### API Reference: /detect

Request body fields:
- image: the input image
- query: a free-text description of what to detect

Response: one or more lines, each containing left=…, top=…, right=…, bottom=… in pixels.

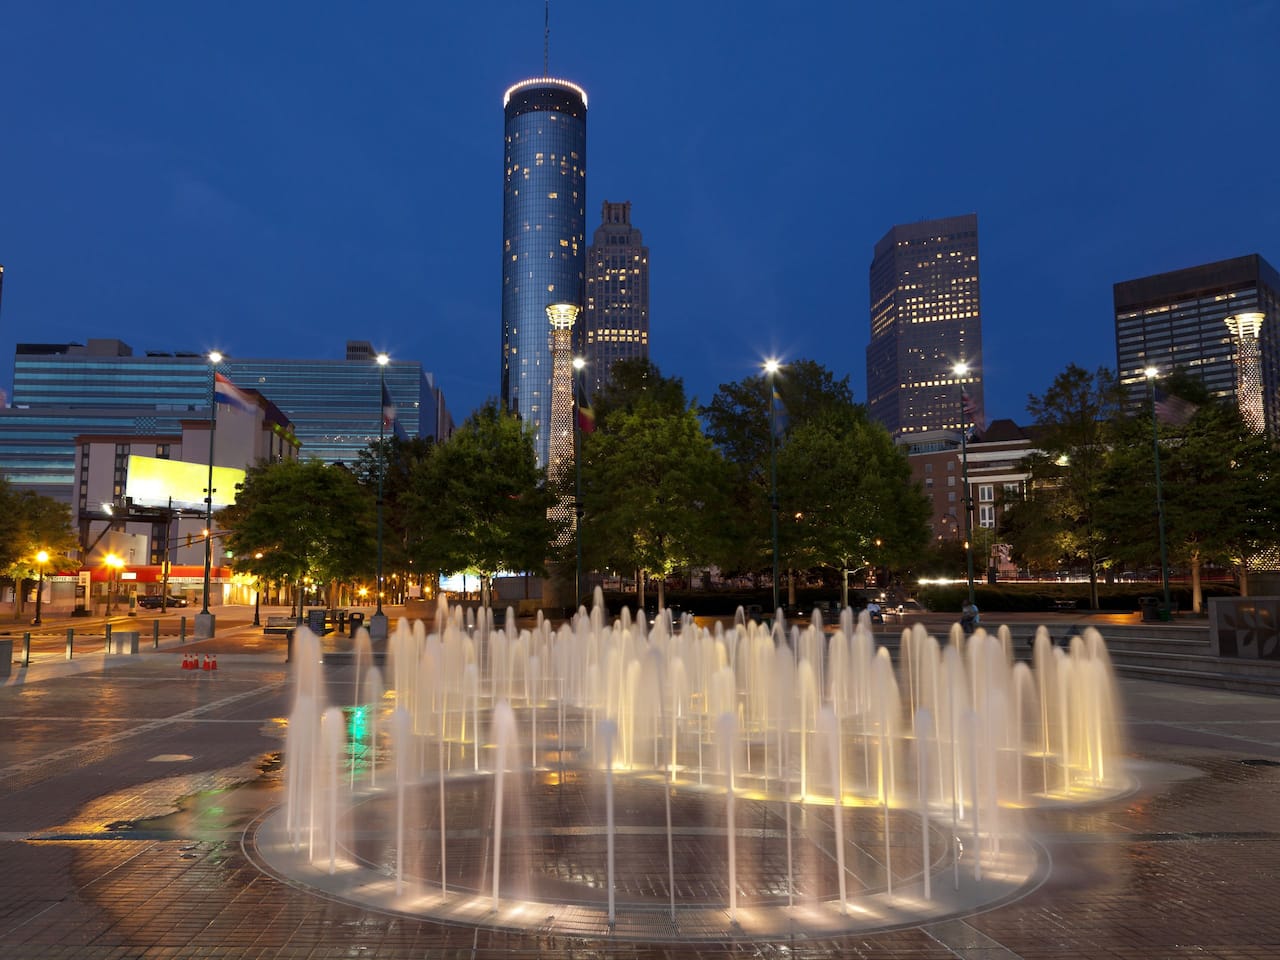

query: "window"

left=979, top=484, right=993, bottom=502
left=979, top=505, right=995, bottom=528
left=947, top=476, right=955, bottom=487
left=925, top=478, right=934, bottom=489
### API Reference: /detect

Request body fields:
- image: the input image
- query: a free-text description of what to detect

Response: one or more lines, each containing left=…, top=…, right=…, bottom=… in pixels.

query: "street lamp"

left=198, top=350, right=222, bottom=638
left=253, top=551, right=264, bottom=627
left=572, top=355, right=586, bottom=608
left=370, top=353, right=391, bottom=641
left=105, top=553, right=124, bottom=615
left=33, top=550, right=48, bottom=625
left=1144, top=367, right=1172, bottom=610
left=764, top=358, right=781, bottom=614
left=953, top=361, right=976, bottom=606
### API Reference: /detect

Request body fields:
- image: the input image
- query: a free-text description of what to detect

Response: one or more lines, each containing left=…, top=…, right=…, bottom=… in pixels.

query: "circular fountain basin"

left=249, top=768, right=1047, bottom=942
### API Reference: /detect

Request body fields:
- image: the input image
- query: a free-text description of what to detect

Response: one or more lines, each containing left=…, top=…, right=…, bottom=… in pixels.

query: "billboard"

left=125, top=455, right=246, bottom=511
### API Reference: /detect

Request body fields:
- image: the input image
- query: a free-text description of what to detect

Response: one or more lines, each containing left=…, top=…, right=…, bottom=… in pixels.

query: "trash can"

left=1139, top=597, right=1160, bottom=622
left=0, top=639, right=11, bottom=679
left=334, top=610, right=347, bottom=633
left=307, top=609, right=328, bottom=636
left=348, top=612, right=365, bottom=637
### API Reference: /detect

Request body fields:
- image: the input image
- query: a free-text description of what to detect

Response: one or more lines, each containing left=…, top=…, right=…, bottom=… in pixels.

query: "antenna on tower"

left=544, top=0, right=549, bottom=76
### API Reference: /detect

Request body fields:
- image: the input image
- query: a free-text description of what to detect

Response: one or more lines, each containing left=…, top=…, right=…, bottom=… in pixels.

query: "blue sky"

left=1, top=1, right=1277, bottom=426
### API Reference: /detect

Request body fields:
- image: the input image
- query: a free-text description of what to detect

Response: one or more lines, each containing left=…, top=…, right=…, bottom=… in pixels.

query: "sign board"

left=125, top=455, right=246, bottom=511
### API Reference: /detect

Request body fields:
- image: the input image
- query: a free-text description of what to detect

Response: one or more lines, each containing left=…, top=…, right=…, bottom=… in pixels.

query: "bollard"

left=22, top=632, right=31, bottom=668
left=180, top=616, right=187, bottom=643
left=153, top=619, right=160, bottom=649
left=104, top=622, right=113, bottom=653
left=66, top=628, right=74, bottom=660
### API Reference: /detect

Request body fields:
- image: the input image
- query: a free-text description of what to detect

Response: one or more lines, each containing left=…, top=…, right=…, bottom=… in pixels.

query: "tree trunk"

left=1191, top=556, right=1202, bottom=614
left=656, top=577, right=665, bottom=611
left=1088, top=563, right=1100, bottom=610
left=1239, top=563, right=1250, bottom=598
left=636, top=570, right=645, bottom=611
left=787, top=569, right=797, bottom=608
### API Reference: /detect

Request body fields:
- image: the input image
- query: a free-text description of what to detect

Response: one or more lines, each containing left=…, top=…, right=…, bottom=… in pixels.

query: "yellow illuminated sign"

left=125, top=455, right=246, bottom=511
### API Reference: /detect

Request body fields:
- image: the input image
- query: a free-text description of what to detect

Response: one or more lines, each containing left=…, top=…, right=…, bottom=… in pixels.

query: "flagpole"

left=572, top=356, right=586, bottom=609
left=197, top=350, right=222, bottom=638
left=371, top=353, right=390, bottom=641
left=953, top=362, right=976, bottom=607
left=1145, top=367, right=1172, bottom=609
left=764, top=359, right=781, bottom=615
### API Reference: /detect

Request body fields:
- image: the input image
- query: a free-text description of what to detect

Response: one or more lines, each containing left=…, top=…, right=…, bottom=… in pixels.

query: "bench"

left=1052, top=599, right=1080, bottom=610
left=264, top=615, right=297, bottom=635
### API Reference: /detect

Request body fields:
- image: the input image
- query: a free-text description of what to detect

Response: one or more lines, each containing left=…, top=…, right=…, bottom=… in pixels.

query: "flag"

left=381, top=380, right=397, bottom=429
left=771, top=385, right=789, bottom=439
left=576, top=403, right=596, bottom=434
left=1153, top=387, right=1198, bottom=427
left=213, top=373, right=256, bottom=413
left=961, top=390, right=978, bottom=420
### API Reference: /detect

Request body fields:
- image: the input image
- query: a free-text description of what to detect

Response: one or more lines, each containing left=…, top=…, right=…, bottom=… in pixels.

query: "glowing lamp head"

left=36, top=550, right=49, bottom=564
left=953, top=361, right=969, bottom=377
left=376, top=353, right=390, bottom=366
left=1144, top=366, right=1159, bottom=379
left=763, top=358, right=780, bottom=375
left=546, top=303, right=580, bottom=330
left=208, top=351, right=223, bottom=364
left=572, top=356, right=586, bottom=371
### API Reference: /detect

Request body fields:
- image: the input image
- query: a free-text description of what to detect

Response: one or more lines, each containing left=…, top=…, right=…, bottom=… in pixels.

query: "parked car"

left=137, top=594, right=189, bottom=609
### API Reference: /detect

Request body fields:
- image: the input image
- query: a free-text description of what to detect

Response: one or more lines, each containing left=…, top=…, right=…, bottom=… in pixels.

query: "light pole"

left=197, top=350, right=222, bottom=639
left=32, top=550, right=48, bottom=625
left=573, top=355, right=586, bottom=608
left=370, top=353, right=391, bottom=641
left=953, top=362, right=976, bottom=607
left=252, top=551, right=264, bottom=627
left=105, top=552, right=123, bottom=616
left=1144, top=367, right=1172, bottom=610
left=764, top=359, right=781, bottom=614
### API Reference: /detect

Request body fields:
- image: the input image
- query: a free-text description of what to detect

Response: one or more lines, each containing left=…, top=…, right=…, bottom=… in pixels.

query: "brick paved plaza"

left=0, top=608, right=1277, bottom=958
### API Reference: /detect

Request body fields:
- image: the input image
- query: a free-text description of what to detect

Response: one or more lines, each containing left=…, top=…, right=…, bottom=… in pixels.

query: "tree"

left=0, top=482, right=81, bottom=619
left=219, top=459, right=376, bottom=613
left=702, top=359, right=858, bottom=582
left=406, top=401, right=559, bottom=606
left=590, top=358, right=688, bottom=423
left=775, top=407, right=930, bottom=604
left=352, top=436, right=436, bottom=594
left=1005, top=364, right=1123, bottom=608
left=579, top=397, right=731, bottom=610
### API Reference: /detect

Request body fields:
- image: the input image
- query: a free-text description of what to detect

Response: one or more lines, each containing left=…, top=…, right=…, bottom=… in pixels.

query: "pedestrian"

left=961, top=600, right=980, bottom=633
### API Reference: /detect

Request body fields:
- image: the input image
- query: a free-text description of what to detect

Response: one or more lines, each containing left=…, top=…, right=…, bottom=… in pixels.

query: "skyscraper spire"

left=544, top=0, right=549, bottom=76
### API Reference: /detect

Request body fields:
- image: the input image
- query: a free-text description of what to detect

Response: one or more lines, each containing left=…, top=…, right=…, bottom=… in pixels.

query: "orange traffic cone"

left=201, top=655, right=209, bottom=671
left=210, top=654, right=218, bottom=672
left=182, top=654, right=193, bottom=671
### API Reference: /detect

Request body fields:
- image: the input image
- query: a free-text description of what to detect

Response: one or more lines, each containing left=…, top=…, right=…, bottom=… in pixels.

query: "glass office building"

left=583, top=200, right=649, bottom=399
left=866, top=214, right=984, bottom=437
left=501, top=77, right=588, bottom=469
left=1114, top=254, right=1280, bottom=433
left=3, top=339, right=450, bottom=499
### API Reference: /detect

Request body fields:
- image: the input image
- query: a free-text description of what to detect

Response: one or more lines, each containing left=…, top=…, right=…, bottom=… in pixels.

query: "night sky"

left=1, top=1, right=1277, bottom=428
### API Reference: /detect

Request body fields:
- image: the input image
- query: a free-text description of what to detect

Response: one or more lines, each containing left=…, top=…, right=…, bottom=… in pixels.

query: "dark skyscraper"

left=1114, top=254, right=1280, bottom=433
left=500, top=77, right=588, bottom=469
left=866, top=214, right=984, bottom=437
left=583, top=200, right=649, bottom=397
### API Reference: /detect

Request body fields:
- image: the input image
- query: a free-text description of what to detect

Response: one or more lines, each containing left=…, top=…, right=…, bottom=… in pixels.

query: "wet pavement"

left=0, top=608, right=1277, bottom=958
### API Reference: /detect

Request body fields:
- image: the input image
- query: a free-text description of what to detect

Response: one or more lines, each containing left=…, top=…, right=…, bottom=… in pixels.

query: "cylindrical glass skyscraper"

left=501, top=77, right=588, bottom=469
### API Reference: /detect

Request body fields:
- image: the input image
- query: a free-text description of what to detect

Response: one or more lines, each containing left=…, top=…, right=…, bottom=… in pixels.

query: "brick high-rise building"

left=582, top=201, right=649, bottom=398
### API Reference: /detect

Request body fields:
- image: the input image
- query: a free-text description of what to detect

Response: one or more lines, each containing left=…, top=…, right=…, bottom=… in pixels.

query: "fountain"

left=253, top=592, right=1130, bottom=942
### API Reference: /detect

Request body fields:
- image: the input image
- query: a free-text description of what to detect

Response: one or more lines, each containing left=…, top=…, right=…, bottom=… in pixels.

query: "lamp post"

left=1144, top=367, right=1172, bottom=609
left=252, top=551, right=264, bottom=627
left=953, top=362, right=976, bottom=607
left=572, top=355, right=586, bottom=608
left=33, top=550, right=48, bottom=625
left=764, top=359, right=781, bottom=614
left=370, top=353, right=391, bottom=641
left=197, top=350, right=222, bottom=639
left=105, top=553, right=123, bottom=616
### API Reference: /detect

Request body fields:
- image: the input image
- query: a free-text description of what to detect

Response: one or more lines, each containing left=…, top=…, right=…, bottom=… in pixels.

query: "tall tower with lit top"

left=500, top=75, right=588, bottom=469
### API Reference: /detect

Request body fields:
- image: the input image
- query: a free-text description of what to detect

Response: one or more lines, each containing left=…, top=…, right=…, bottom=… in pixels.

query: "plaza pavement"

left=0, top=605, right=1276, bottom=958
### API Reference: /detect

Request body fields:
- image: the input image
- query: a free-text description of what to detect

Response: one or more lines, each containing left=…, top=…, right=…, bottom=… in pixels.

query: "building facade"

left=1114, top=254, right=1280, bottom=433
left=867, top=214, right=984, bottom=437
left=7, top=339, right=448, bottom=477
left=500, top=77, right=588, bottom=469
left=582, top=200, right=649, bottom=398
